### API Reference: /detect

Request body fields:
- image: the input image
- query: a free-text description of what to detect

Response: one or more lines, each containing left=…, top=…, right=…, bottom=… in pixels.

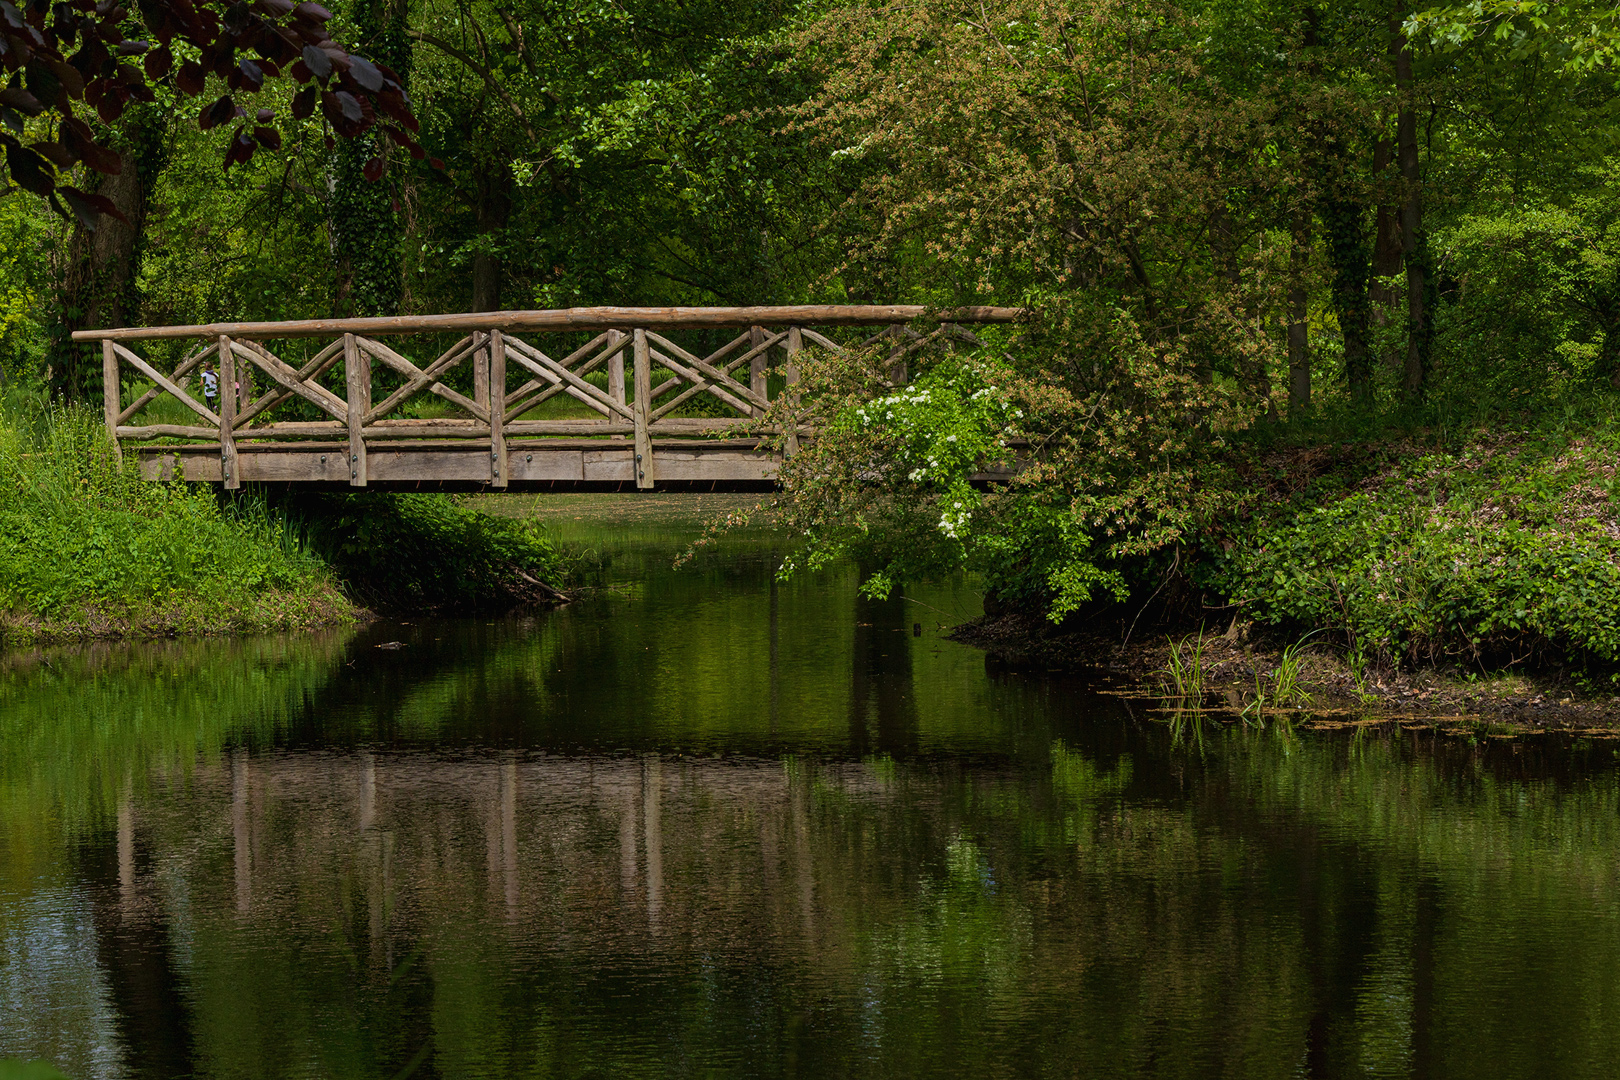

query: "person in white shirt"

left=201, top=361, right=219, bottom=406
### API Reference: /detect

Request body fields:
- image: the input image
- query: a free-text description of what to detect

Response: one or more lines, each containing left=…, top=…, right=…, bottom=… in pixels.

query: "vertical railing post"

left=607, top=329, right=627, bottom=440
left=886, top=323, right=908, bottom=385
left=784, top=326, right=802, bottom=458
left=474, top=336, right=491, bottom=412
left=749, top=325, right=768, bottom=419
left=632, top=328, right=655, bottom=489
left=238, top=359, right=254, bottom=422
left=218, top=334, right=239, bottom=489
left=489, top=329, right=507, bottom=488
left=344, top=333, right=368, bottom=487
left=101, top=339, right=121, bottom=460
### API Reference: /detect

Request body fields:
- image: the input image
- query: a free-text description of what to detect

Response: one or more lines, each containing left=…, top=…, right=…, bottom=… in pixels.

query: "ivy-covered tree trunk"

left=330, top=0, right=413, bottom=319
left=1287, top=208, right=1311, bottom=416
left=1368, top=137, right=1404, bottom=382
left=1322, top=196, right=1373, bottom=405
left=1391, top=14, right=1429, bottom=401
left=47, top=112, right=167, bottom=401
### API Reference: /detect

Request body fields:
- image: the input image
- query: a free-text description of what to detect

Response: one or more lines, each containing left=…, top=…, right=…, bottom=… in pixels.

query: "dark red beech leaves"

left=0, top=0, right=426, bottom=229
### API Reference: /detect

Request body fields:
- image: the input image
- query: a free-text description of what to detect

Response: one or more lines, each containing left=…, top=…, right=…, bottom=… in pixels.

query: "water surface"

left=3, top=497, right=1619, bottom=1079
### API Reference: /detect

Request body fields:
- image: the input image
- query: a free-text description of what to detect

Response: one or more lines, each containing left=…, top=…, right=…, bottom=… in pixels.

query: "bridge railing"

left=74, top=305, right=1020, bottom=489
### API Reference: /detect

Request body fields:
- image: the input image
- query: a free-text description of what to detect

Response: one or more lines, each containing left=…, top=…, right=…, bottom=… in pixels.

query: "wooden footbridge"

left=76, top=306, right=1019, bottom=491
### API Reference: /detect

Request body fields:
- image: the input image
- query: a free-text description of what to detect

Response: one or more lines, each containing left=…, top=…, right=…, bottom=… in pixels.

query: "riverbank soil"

left=954, top=613, right=1620, bottom=731
left=0, top=593, right=359, bottom=647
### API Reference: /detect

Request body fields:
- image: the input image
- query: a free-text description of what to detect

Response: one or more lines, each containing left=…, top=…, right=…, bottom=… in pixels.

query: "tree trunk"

left=48, top=112, right=166, bottom=401
left=470, top=164, right=512, bottom=313
left=1391, top=17, right=1427, bottom=400
left=1323, top=196, right=1373, bottom=406
left=1288, top=207, right=1311, bottom=416
left=1369, top=137, right=1404, bottom=382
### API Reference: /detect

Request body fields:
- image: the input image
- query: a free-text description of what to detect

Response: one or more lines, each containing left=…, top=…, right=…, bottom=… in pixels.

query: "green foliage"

left=0, top=406, right=348, bottom=641
left=774, top=313, right=1249, bottom=618
left=291, top=492, right=563, bottom=611
left=1409, top=0, right=1620, bottom=72
left=1204, top=424, right=1620, bottom=670
left=0, top=199, right=51, bottom=384
left=773, top=347, right=1022, bottom=592
left=1430, top=173, right=1620, bottom=401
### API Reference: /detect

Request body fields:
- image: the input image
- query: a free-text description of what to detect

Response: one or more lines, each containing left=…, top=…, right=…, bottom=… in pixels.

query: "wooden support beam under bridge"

left=76, top=305, right=1022, bottom=492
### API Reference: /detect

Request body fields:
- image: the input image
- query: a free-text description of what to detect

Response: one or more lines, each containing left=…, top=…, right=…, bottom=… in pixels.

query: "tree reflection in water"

left=1, top=526, right=1619, bottom=1079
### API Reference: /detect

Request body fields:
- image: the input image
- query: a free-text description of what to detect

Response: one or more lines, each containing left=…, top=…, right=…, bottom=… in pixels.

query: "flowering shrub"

left=767, top=310, right=1255, bottom=617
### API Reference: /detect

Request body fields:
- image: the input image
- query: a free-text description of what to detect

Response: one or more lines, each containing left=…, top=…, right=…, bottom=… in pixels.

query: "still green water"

left=3, top=496, right=1620, bottom=1079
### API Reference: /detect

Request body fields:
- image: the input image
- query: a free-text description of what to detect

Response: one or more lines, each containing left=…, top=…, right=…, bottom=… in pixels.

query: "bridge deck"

left=78, top=305, right=1020, bottom=491
left=138, top=437, right=780, bottom=491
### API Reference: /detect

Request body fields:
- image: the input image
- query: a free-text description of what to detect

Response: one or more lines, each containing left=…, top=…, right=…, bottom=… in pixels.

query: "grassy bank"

left=0, top=407, right=568, bottom=646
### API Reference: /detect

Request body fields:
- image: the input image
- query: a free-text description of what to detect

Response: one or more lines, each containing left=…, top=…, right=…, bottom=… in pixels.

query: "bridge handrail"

left=71, top=304, right=1023, bottom=343
left=93, top=305, right=1020, bottom=491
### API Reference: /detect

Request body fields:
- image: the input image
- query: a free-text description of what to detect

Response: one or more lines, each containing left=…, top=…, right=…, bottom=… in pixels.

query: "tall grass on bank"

left=0, top=406, right=351, bottom=642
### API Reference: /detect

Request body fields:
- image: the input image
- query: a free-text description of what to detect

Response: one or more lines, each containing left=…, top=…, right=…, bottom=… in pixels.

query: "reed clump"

left=1160, top=628, right=1209, bottom=706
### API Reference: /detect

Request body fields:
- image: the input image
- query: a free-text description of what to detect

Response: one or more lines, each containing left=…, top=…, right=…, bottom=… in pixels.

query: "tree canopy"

left=3, top=0, right=1619, bottom=618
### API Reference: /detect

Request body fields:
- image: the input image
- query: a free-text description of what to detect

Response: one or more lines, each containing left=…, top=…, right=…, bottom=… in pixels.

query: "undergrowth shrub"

left=1203, top=433, right=1620, bottom=675
left=285, top=491, right=564, bottom=611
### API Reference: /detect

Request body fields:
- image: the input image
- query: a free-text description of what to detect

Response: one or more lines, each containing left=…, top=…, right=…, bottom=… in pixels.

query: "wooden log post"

left=344, top=333, right=368, bottom=487
left=632, top=328, right=655, bottom=489
left=785, top=326, right=802, bottom=457
left=101, top=340, right=121, bottom=460
left=607, top=329, right=627, bottom=440
left=886, top=323, right=908, bottom=385
left=749, top=325, right=768, bottom=419
left=489, top=330, right=508, bottom=488
left=218, top=334, right=239, bottom=489
left=236, top=361, right=254, bottom=422
left=474, top=336, right=491, bottom=412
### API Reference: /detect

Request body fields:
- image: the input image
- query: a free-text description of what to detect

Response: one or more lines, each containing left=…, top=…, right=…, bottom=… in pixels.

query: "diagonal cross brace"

left=650, top=331, right=781, bottom=420
left=362, top=334, right=483, bottom=424
left=118, top=341, right=217, bottom=424
left=229, top=340, right=349, bottom=424
left=504, top=332, right=623, bottom=420
left=357, top=336, right=490, bottom=423
left=645, top=332, right=768, bottom=417
left=502, top=336, right=635, bottom=421
left=111, top=342, right=222, bottom=427
left=232, top=339, right=347, bottom=427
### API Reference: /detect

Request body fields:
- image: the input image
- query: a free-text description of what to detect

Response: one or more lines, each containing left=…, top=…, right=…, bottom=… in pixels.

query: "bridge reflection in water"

left=74, top=305, right=1020, bottom=491
left=11, top=525, right=1619, bottom=1077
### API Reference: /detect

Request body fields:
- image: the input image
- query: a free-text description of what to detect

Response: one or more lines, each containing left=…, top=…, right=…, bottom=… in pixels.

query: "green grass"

left=0, top=403, right=353, bottom=643
left=0, top=397, right=575, bottom=642
left=1159, top=627, right=1209, bottom=706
